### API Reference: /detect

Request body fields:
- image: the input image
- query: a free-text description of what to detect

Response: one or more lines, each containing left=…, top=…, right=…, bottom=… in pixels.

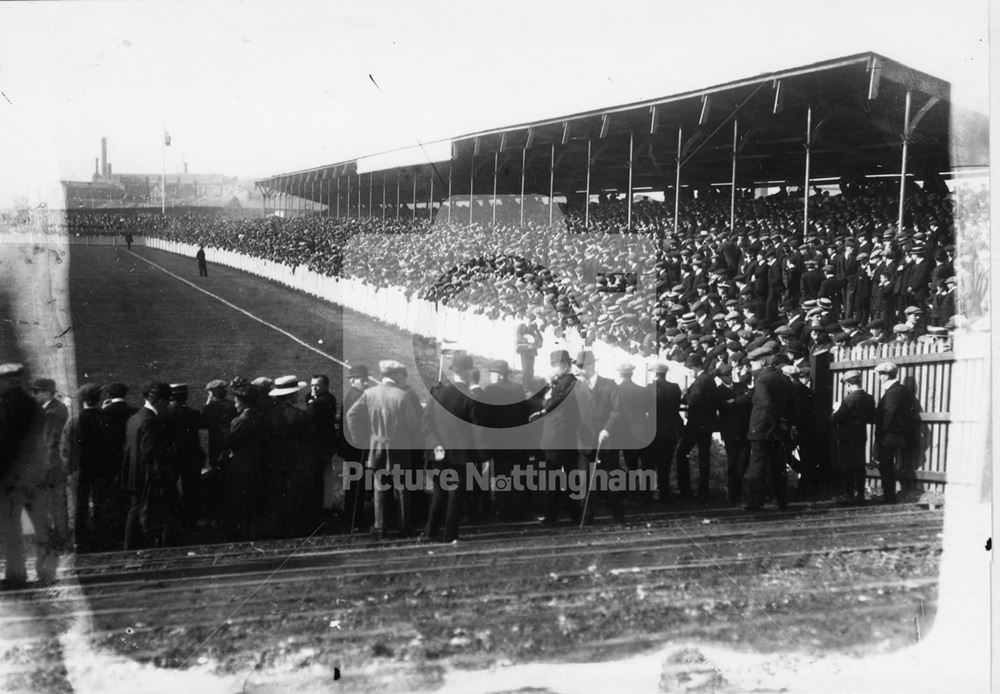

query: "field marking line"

left=125, top=249, right=349, bottom=369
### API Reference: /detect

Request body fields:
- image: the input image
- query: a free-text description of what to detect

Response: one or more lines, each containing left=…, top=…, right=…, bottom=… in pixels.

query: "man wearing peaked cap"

left=64, top=383, right=117, bottom=551
left=203, top=375, right=238, bottom=480
left=872, top=360, right=916, bottom=504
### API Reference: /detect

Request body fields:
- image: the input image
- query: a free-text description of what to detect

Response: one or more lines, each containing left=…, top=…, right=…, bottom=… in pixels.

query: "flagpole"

left=161, top=132, right=166, bottom=215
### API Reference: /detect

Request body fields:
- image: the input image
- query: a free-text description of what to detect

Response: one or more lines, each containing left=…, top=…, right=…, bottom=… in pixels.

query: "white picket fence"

left=58, top=234, right=692, bottom=387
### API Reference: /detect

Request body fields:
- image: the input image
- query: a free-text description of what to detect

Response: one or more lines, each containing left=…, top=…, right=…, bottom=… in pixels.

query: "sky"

left=0, top=0, right=990, bottom=208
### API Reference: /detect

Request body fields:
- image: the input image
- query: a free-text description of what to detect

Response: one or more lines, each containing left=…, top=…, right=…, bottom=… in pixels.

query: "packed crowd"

left=1, top=333, right=923, bottom=586
left=61, top=179, right=986, bottom=359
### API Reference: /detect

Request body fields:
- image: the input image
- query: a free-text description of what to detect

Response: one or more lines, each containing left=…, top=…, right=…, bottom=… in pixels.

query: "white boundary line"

left=125, top=248, right=350, bottom=369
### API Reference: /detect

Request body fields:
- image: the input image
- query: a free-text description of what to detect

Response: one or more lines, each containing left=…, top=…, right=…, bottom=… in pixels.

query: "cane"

left=349, top=472, right=361, bottom=535
left=579, top=438, right=602, bottom=530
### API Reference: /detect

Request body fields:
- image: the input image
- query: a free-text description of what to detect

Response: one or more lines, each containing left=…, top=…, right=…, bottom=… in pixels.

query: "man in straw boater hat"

left=831, top=370, right=876, bottom=505
left=346, top=359, right=423, bottom=540
left=267, top=375, right=314, bottom=538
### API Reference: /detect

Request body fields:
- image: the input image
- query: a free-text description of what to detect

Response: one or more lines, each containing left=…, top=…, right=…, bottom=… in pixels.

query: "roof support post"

left=897, top=89, right=912, bottom=236
left=803, top=105, right=812, bottom=237
left=412, top=172, right=417, bottom=220
left=336, top=176, right=341, bottom=219
left=548, top=143, right=555, bottom=226
left=395, top=172, right=401, bottom=220
left=492, top=151, right=498, bottom=228
left=346, top=174, right=351, bottom=219
left=447, top=162, right=453, bottom=223
left=520, top=146, right=526, bottom=228
left=585, top=138, right=592, bottom=229
left=357, top=173, right=362, bottom=219
left=469, top=153, right=475, bottom=225
left=312, top=178, right=317, bottom=216
left=626, top=130, right=634, bottom=231
left=730, top=118, right=738, bottom=232
left=673, top=126, right=682, bottom=236
left=429, top=169, right=434, bottom=221
left=368, top=173, right=373, bottom=220
left=382, top=174, right=387, bottom=219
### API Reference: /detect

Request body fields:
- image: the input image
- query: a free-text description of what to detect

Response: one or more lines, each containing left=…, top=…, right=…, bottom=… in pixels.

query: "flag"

left=164, top=131, right=171, bottom=146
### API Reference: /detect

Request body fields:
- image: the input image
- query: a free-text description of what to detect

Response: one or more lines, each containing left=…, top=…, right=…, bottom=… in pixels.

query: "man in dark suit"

left=615, top=363, right=654, bottom=506
left=571, top=350, right=624, bottom=522
left=62, top=383, right=117, bottom=552
left=831, top=370, right=876, bottom=504
left=122, top=381, right=175, bottom=549
left=421, top=353, right=479, bottom=542
left=101, top=381, right=135, bottom=547
left=743, top=348, right=794, bottom=511
left=818, top=265, right=844, bottom=319
left=267, top=376, right=314, bottom=538
left=675, top=354, right=718, bottom=501
left=529, top=350, right=581, bottom=526
left=643, top=363, right=684, bottom=502
left=346, top=360, right=424, bottom=539
left=220, top=380, right=269, bottom=540
left=714, top=363, right=752, bottom=503
left=30, top=377, right=70, bottom=551
left=165, top=383, right=206, bottom=536
left=799, top=259, right=824, bottom=302
left=873, top=361, right=917, bottom=504
left=306, top=374, right=339, bottom=526
left=196, top=245, right=208, bottom=276
left=475, top=360, right=532, bottom=520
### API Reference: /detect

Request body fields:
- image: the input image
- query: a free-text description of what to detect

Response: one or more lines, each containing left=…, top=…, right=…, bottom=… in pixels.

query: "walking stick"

left=579, top=438, right=602, bottom=530
left=349, top=473, right=361, bottom=535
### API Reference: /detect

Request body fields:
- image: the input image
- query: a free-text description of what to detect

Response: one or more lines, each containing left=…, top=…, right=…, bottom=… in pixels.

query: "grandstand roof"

left=258, top=52, right=982, bottom=204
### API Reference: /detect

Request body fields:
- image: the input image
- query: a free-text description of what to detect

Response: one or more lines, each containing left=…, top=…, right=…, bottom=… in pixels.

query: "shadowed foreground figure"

left=0, top=363, right=59, bottom=587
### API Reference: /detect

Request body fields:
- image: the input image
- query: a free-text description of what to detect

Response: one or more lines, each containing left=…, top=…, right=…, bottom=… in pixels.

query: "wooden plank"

left=865, top=468, right=947, bottom=483
left=830, top=351, right=955, bottom=369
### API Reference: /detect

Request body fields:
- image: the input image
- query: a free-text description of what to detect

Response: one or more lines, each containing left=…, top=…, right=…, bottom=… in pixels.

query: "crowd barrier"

left=57, top=234, right=694, bottom=387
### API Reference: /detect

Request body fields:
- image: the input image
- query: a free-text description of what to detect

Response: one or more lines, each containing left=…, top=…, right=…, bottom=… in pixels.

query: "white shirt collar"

left=144, top=402, right=159, bottom=416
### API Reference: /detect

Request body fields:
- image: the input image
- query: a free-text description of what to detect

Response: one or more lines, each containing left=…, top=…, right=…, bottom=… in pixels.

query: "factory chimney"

left=100, top=137, right=108, bottom=178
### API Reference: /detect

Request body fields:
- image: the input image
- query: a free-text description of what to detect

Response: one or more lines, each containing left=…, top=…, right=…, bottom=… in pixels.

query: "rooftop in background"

left=257, top=52, right=988, bottom=203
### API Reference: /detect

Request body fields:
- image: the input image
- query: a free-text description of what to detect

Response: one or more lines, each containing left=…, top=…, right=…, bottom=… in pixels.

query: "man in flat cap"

left=476, top=359, right=532, bottom=520
left=203, top=379, right=237, bottom=469
left=166, top=383, right=206, bottom=537
left=122, top=381, right=176, bottom=549
left=346, top=360, right=423, bottom=539
left=831, top=370, right=876, bottom=504
left=63, top=383, right=117, bottom=551
left=873, top=361, right=918, bottom=504
left=421, top=353, right=480, bottom=541
left=0, top=364, right=54, bottom=586
left=743, top=347, right=794, bottom=511
left=529, top=350, right=582, bottom=526
left=306, top=374, right=339, bottom=529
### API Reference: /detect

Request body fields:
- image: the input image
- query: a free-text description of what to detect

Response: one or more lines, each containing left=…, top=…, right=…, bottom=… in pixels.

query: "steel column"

left=520, top=147, right=526, bottom=227
left=898, top=89, right=912, bottom=235
left=548, top=143, right=555, bottom=226
left=730, top=118, right=738, bottom=232
left=382, top=174, right=387, bottom=218
left=626, top=131, right=634, bottom=231
left=447, top=163, right=453, bottom=223
left=804, top=105, right=812, bottom=236
left=428, top=171, right=434, bottom=221
left=357, top=173, right=362, bottom=219
left=412, top=173, right=417, bottom=220
left=584, top=138, right=592, bottom=229
left=673, top=126, right=682, bottom=236
left=396, top=172, right=401, bottom=220
left=492, top=151, right=498, bottom=228
left=346, top=175, right=351, bottom=219
left=469, top=154, right=475, bottom=225
left=336, top=176, right=341, bottom=219
left=368, top=173, right=373, bottom=220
